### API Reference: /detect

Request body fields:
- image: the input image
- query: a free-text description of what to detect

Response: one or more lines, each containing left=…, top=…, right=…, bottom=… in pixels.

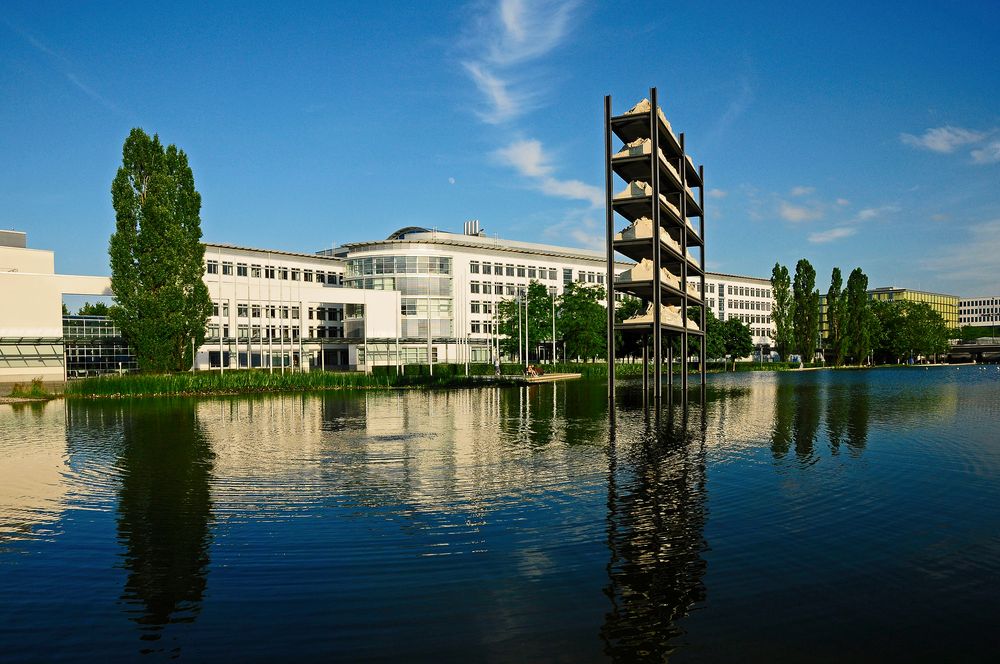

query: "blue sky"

left=2, top=1, right=998, bottom=297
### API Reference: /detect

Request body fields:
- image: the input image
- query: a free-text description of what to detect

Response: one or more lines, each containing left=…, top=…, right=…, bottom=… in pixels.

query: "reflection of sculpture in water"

left=601, top=409, right=708, bottom=661
left=116, top=401, right=214, bottom=653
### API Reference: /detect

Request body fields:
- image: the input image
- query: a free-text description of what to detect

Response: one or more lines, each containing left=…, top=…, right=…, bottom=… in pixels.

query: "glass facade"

left=345, top=255, right=454, bottom=339
left=62, top=316, right=138, bottom=377
left=869, top=288, right=959, bottom=328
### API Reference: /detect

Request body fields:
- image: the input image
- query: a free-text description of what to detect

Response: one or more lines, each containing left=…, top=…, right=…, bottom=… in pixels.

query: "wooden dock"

left=521, top=373, right=582, bottom=384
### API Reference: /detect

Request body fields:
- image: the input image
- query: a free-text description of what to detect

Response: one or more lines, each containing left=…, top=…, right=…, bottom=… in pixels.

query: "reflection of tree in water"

left=116, top=400, right=213, bottom=653
left=601, top=406, right=708, bottom=661
left=793, top=382, right=821, bottom=462
left=771, top=378, right=795, bottom=458
left=844, top=382, right=870, bottom=455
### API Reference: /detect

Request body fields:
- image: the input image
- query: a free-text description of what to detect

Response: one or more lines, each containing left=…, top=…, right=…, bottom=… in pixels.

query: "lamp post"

left=550, top=287, right=557, bottom=366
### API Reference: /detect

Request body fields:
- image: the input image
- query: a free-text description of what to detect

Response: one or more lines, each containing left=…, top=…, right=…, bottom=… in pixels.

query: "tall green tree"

left=770, top=263, right=794, bottom=360
left=792, top=259, right=819, bottom=363
left=842, top=268, right=872, bottom=364
left=78, top=301, right=112, bottom=316
left=723, top=317, right=754, bottom=367
left=826, top=267, right=845, bottom=365
left=110, top=128, right=212, bottom=372
left=614, top=295, right=646, bottom=360
left=871, top=300, right=950, bottom=363
left=496, top=281, right=558, bottom=361
left=557, top=282, right=606, bottom=361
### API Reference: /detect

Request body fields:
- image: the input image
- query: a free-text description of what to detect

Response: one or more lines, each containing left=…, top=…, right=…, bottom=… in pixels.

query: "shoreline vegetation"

left=1, top=360, right=971, bottom=400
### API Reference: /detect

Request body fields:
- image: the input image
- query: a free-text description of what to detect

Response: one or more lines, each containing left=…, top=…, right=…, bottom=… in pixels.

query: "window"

left=317, top=308, right=327, bottom=321
left=482, top=283, right=492, bottom=295
left=251, top=264, right=262, bottom=278
left=207, top=261, right=218, bottom=274
left=237, top=263, right=248, bottom=277
left=291, top=307, right=300, bottom=320
left=401, top=300, right=416, bottom=316
left=304, top=270, right=313, bottom=282
left=482, top=263, right=492, bottom=275
left=223, top=302, right=230, bottom=317
left=517, top=265, right=526, bottom=277
left=316, top=271, right=326, bottom=283
left=251, top=305, right=261, bottom=318
left=506, top=265, right=515, bottom=276
left=265, top=266, right=275, bottom=279
left=549, top=269, right=557, bottom=280
left=291, top=269, right=300, bottom=281
left=597, top=274, right=604, bottom=284
left=587, top=273, right=595, bottom=283
left=237, top=303, right=249, bottom=318
left=470, top=262, right=480, bottom=274
left=471, top=301, right=481, bottom=314
left=528, top=267, right=536, bottom=279
left=506, top=284, right=515, bottom=296
left=220, top=262, right=232, bottom=276
left=251, top=325, right=261, bottom=339
left=238, top=324, right=249, bottom=340
left=564, top=268, right=573, bottom=285
left=280, top=306, right=289, bottom=319
left=483, top=302, right=493, bottom=315
left=279, top=268, right=289, bottom=280
left=471, top=322, right=481, bottom=334
left=470, top=281, right=480, bottom=294
left=728, top=285, right=734, bottom=295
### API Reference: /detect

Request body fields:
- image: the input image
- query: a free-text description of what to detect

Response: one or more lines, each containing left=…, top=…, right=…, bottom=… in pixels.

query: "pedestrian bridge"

left=946, top=338, right=1000, bottom=363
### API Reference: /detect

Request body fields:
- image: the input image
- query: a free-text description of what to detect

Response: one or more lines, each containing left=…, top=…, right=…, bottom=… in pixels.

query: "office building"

left=959, top=296, right=999, bottom=329
left=868, top=287, right=959, bottom=328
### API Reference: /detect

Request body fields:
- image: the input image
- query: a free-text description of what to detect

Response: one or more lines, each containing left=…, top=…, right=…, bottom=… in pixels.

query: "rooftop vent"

left=463, top=219, right=483, bottom=236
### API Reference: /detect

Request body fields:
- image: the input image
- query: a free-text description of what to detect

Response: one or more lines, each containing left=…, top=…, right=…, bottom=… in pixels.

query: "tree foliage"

left=842, top=268, right=873, bottom=364
left=770, top=262, right=794, bottom=360
left=826, top=267, right=845, bottom=365
left=792, top=259, right=819, bottom=362
left=614, top=296, right=646, bottom=360
left=78, top=301, right=112, bottom=316
left=871, top=300, right=951, bottom=363
left=109, top=128, right=212, bottom=372
left=723, top=317, right=754, bottom=360
left=557, top=283, right=606, bottom=361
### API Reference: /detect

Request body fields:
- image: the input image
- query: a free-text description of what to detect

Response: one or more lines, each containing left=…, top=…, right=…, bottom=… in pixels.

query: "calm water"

left=1, top=367, right=999, bottom=662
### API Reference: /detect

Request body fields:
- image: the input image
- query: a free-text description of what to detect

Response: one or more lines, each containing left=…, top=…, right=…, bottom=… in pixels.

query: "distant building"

left=696, top=273, right=775, bottom=349
left=868, top=287, right=959, bottom=328
left=959, top=296, right=1000, bottom=329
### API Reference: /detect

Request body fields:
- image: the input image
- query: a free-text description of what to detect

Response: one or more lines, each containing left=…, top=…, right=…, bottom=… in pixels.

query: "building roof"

left=342, top=227, right=620, bottom=265
left=204, top=242, right=343, bottom=263
left=870, top=286, right=959, bottom=299
left=704, top=270, right=770, bottom=284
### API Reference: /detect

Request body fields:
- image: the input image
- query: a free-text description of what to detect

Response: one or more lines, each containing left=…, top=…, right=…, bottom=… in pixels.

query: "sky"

left=2, top=0, right=999, bottom=297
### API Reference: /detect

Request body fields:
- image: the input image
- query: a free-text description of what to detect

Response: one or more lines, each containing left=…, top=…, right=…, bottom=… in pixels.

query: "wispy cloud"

left=542, top=209, right=605, bottom=251
left=5, top=20, right=128, bottom=117
left=836, top=198, right=850, bottom=206
left=789, top=186, right=814, bottom=197
left=971, top=140, right=1000, bottom=164
left=494, top=138, right=601, bottom=206
left=855, top=204, right=899, bottom=222
left=809, top=227, right=856, bottom=243
left=922, top=220, right=1000, bottom=291
left=900, top=125, right=987, bottom=153
left=778, top=200, right=822, bottom=222
left=461, top=0, right=578, bottom=123
left=707, top=188, right=727, bottom=199
left=707, top=74, right=753, bottom=143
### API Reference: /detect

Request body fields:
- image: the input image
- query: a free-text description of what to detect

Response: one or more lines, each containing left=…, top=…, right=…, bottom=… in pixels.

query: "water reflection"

left=602, top=400, right=709, bottom=661
left=113, top=401, right=213, bottom=653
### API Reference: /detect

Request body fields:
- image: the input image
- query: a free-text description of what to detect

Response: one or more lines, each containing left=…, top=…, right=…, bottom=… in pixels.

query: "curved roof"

left=386, top=226, right=432, bottom=240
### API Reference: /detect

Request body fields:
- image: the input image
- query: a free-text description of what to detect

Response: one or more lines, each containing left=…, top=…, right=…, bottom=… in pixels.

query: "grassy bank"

left=7, top=378, right=57, bottom=400
left=66, top=368, right=518, bottom=399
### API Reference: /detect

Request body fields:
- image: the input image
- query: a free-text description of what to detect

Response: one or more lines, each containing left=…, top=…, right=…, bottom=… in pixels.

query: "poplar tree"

left=792, top=259, right=819, bottom=363
left=109, top=128, right=212, bottom=372
left=826, top=267, right=844, bottom=365
left=843, top=268, right=872, bottom=364
left=770, top=263, right=794, bottom=360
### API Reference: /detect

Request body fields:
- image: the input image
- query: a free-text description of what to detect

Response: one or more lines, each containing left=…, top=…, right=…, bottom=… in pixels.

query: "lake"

left=1, top=367, right=998, bottom=661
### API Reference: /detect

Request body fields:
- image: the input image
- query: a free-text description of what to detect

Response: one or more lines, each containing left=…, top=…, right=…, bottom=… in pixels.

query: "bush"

left=9, top=378, right=53, bottom=399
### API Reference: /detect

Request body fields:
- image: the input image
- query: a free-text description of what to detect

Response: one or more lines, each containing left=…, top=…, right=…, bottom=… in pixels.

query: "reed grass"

left=9, top=378, right=55, bottom=399
left=64, top=369, right=517, bottom=398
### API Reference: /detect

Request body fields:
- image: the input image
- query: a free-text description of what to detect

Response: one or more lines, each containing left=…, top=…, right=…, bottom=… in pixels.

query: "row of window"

left=720, top=299, right=772, bottom=312
left=206, top=260, right=343, bottom=285
left=961, top=299, right=998, bottom=307
left=469, top=301, right=495, bottom=315
left=205, top=325, right=345, bottom=341
left=212, top=302, right=346, bottom=322
left=959, top=315, right=999, bottom=322
left=469, top=322, right=498, bottom=334
left=348, top=256, right=452, bottom=277
left=470, top=261, right=558, bottom=280
left=727, top=313, right=772, bottom=326
left=471, top=282, right=529, bottom=296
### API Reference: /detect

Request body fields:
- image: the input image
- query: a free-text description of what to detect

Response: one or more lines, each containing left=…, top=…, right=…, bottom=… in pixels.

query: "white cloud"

left=808, top=227, right=856, bottom=243
left=922, top=220, right=1000, bottom=290
left=900, top=125, right=987, bottom=153
left=494, top=138, right=601, bottom=206
left=494, top=139, right=552, bottom=176
left=461, top=0, right=578, bottom=123
left=779, top=201, right=822, bottom=222
left=448, top=177, right=456, bottom=185
left=789, top=186, right=814, bottom=197
left=542, top=210, right=604, bottom=251
left=856, top=204, right=899, bottom=221
left=836, top=198, right=850, bottom=206
left=707, top=188, right=727, bottom=199
left=971, top=140, right=1000, bottom=164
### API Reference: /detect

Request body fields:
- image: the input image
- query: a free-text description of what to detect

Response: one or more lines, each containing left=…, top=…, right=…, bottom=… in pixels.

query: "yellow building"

left=868, top=287, right=959, bottom=328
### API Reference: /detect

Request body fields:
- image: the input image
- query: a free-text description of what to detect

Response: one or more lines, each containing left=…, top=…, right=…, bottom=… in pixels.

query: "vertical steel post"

left=604, top=95, right=616, bottom=405
left=650, top=87, right=662, bottom=400
left=699, top=164, right=707, bottom=388
left=680, top=133, right=688, bottom=392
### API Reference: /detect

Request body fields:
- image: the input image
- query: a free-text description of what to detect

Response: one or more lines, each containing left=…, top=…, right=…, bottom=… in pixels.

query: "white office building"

left=327, top=221, right=632, bottom=364
left=959, top=296, right=1000, bottom=329
left=695, top=272, right=775, bottom=348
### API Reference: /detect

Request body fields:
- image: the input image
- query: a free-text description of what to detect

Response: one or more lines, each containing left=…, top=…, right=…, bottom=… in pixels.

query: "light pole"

left=550, top=287, right=557, bottom=366
left=516, top=296, right=522, bottom=366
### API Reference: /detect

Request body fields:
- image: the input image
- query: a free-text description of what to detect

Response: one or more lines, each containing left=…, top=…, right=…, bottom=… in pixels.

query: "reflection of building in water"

left=0, top=401, right=68, bottom=544
left=701, top=374, right=778, bottom=452
left=601, top=409, right=709, bottom=660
